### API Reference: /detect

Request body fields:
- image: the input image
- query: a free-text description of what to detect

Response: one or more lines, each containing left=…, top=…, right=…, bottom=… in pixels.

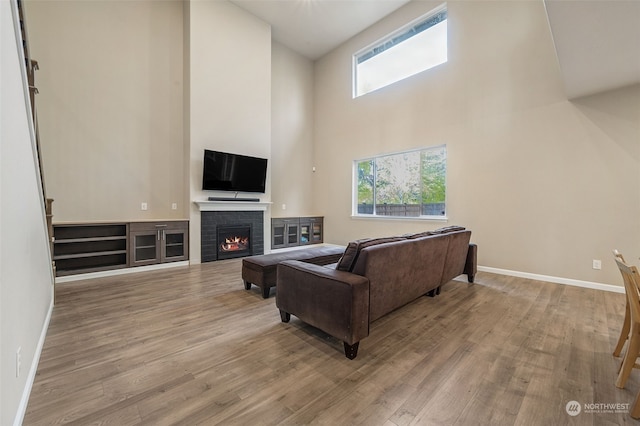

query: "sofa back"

left=335, top=236, right=405, bottom=272
left=347, top=229, right=472, bottom=322
left=440, top=230, right=472, bottom=284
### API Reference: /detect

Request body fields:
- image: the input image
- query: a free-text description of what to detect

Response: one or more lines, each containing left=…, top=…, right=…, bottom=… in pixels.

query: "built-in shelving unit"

left=53, top=223, right=129, bottom=276
left=53, top=220, right=189, bottom=277
left=272, top=217, right=323, bottom=249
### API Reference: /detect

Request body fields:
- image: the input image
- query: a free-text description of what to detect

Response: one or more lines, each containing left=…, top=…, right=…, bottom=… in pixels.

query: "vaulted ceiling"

left=544, top=0, right=640, bottom=99
left=229, top=0, right=640, bottom=100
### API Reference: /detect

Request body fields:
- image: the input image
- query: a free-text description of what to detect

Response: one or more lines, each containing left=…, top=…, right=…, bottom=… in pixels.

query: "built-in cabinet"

left=300, top=217, right=323, bottom=245
left=130, top=221, right=189, bottom=266
left=272, top=217, right=323, bottom=249
left=53, top=220, right=188, bottom=276
left=271, top=218, right=300, bottom=249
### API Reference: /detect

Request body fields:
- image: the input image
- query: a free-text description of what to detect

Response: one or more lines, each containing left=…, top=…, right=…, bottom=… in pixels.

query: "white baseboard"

left=478, top=266, right=624, bottom=294
left=55, top=261, right=190, bottom=284
left=14, top=297, right=53, bottom=426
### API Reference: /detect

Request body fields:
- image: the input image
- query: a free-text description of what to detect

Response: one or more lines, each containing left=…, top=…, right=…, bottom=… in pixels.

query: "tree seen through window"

left=355, top=146, right=446, bottom=217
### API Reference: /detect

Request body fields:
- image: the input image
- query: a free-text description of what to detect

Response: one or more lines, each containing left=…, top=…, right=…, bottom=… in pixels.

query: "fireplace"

left=199, top=208, right=264, bottom=262
left=217, top=224, right=252, bottom=260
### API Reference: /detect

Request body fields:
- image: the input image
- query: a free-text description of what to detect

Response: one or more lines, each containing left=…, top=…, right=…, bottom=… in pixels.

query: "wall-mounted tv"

left=202, top=149, right=268, bottom=193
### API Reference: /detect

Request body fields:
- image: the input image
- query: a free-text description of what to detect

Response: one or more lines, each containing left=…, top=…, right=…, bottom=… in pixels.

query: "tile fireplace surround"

left=195, top=201, right=270, bottom=262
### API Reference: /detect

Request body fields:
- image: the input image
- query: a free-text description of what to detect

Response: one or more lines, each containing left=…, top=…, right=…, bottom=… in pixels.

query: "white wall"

left=271, top=41, right=316, bottom=218
left=187, top=0, right=272, bottom=262
left=1, top=1, right=55, bottom=424
left=313, top=0, right=640, bottom=286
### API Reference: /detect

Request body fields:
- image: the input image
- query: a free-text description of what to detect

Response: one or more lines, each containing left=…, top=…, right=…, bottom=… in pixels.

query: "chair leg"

left=616, top=330, right=640, bottom=389
left=614, top=302, right=631, bottom=357
left=631, top=389, right=640, bottom=419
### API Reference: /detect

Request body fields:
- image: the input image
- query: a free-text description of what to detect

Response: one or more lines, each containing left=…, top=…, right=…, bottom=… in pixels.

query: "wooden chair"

left=613, top=257, right=640, bottom=419
left=614, top=250, right=631, bottom=357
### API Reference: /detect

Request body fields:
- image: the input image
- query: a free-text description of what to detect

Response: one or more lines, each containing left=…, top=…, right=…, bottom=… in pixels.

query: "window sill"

left=350, top=214, right=448, bottom=222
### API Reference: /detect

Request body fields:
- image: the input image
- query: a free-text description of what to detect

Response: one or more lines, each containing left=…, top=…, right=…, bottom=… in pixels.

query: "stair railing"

left=16, top=0, right=56, bottom=289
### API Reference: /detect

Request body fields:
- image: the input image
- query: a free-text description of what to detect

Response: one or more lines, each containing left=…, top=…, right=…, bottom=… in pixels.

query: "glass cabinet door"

left=300, top=224, right=310, bottom=244
left=312, top=222, right=322, bottom=243
left=133, top=232, right=159, bottom=264
left=273, top=223, right=285, bottom=248
left=287, top=224, right=299, bottom=245
left=129, top=221, right=189, bottom=267
left=164, top=231, right=185, bottom=260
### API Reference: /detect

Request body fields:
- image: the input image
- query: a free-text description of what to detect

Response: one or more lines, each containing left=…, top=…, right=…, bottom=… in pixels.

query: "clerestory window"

left=353, top=5, right=448, bottom=97
left=354, top=145, right=447, bottom=219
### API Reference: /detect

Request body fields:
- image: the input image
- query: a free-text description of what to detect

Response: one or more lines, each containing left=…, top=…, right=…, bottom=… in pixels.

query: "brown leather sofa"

left=276, top=227, right=477, bottom=359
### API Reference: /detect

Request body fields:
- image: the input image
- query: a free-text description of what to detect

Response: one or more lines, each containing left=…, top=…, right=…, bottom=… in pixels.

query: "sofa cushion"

left=404, top=225, right=466, bottom=239
left=336, top=236, right=405, bottom=272
left=430, top=225, right=466, bottom=234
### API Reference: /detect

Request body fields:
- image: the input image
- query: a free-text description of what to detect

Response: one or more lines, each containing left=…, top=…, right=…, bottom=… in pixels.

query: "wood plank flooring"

left=23, top=259, right=639, bottom=425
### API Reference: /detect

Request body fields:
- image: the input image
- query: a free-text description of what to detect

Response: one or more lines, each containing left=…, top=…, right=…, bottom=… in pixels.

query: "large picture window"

left=353, top=6, right=448, bottom=97
left=354, top=145, right=446, bottom=218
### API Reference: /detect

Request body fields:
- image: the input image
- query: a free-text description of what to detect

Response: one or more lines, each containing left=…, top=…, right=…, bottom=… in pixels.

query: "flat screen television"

left=202, top=149, right=268, bottom=193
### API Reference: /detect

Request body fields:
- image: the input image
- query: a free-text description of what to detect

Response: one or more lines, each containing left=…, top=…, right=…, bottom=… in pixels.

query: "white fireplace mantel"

left=194, top=200, right=272, bottom=212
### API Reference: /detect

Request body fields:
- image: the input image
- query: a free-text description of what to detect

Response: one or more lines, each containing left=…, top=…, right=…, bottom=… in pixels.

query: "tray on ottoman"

left=242, top=245, right=345, bottom=298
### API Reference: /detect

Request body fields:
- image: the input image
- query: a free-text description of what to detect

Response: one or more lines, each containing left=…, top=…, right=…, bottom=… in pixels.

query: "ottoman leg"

left=262, top=286, right=271, bottom=299
left=243, top=280, right=251, bottom=290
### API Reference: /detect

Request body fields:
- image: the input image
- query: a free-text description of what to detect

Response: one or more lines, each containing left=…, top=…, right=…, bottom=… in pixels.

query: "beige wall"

left=26, top=0, right=185, bottom=222
left=187, top=0, right=272, bottom=262
left=1, top=1, right=54, bottom=424
left=271, top=41, right=316, bottom=218
left=313, top=0, right=640, bottom=286
left=20, top=0, right=640, bottom=285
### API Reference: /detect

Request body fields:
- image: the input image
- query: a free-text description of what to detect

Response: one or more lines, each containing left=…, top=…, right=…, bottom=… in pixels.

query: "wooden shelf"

left=55, top=236, right=126, bottom=244
left=54, top=250, right=127, bottom=260
left=53, top=223, right=129, bottom=276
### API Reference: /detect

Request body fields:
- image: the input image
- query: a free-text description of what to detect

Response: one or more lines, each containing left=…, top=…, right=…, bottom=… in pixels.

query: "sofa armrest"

left=276, top=260, right=370, bottom=347
left=464, top=243, right=478, bottom=283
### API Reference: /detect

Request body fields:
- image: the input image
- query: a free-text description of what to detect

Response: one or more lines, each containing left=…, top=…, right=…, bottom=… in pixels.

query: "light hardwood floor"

left=24, top=259, right=638, bottom=425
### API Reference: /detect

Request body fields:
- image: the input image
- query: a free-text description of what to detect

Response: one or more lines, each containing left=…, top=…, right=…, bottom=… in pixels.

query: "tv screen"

left=202, top=149, right=267, bottom=193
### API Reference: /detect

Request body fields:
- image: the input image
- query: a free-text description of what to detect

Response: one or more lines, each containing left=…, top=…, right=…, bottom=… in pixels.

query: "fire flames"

left=220, top=235, right=249, bottom=252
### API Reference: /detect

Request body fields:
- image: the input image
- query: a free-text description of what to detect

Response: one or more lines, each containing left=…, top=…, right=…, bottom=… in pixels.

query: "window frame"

left=352, top=4, right=448, bottom=98
left=352, top=145, right=448, bottom=221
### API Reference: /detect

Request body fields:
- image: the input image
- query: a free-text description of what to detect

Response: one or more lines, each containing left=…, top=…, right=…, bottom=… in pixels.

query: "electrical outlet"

left=593, top=259, right=602, bottom=270
left=141, top=202, right=148, bottom=211
left=282, top=204, right=286, bottom=210
left=16, top=347, right=21, bottom=378
left=171, top=203, right=177, bottom=210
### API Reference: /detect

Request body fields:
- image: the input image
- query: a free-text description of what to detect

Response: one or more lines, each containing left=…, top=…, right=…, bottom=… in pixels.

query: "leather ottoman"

left=242, top=245, right=345, bottom=298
